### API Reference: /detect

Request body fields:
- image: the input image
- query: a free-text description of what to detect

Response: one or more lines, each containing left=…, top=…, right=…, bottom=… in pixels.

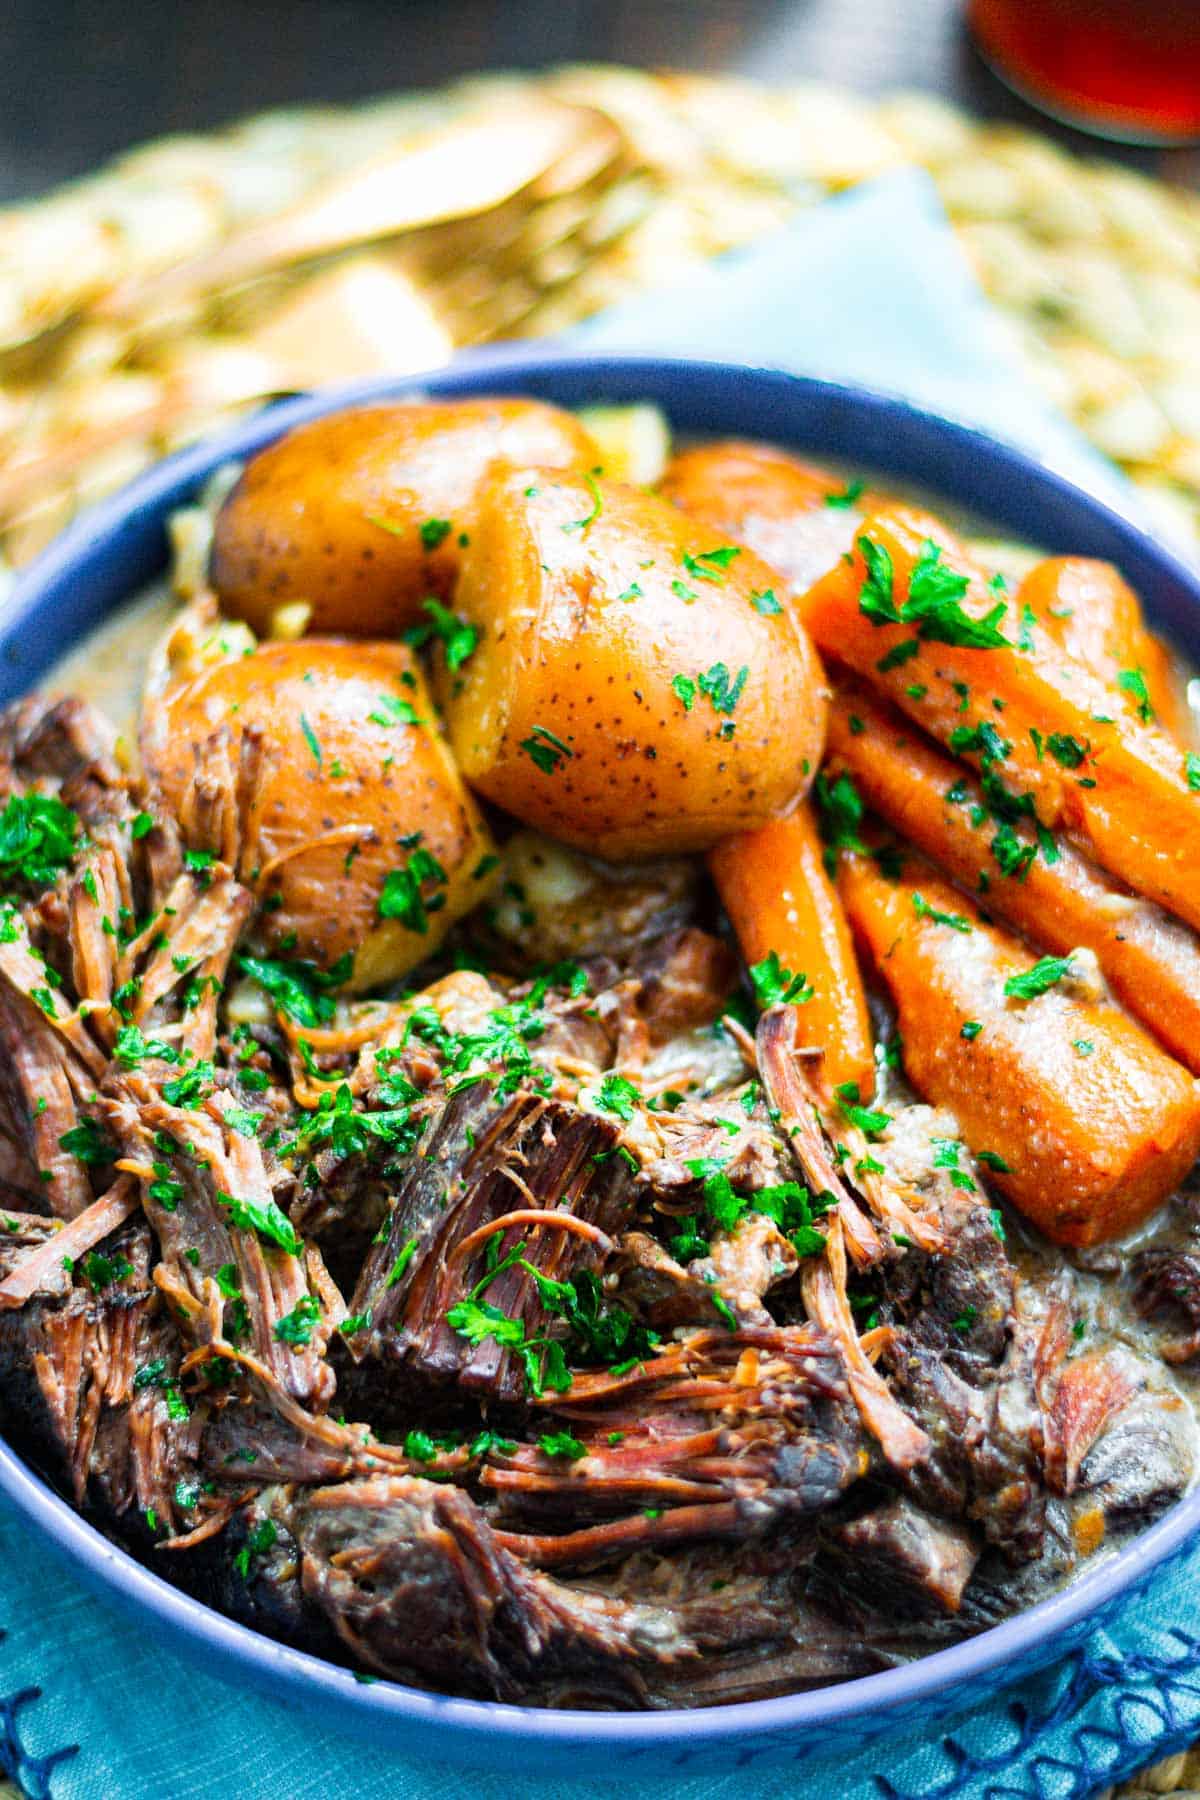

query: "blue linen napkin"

left=3, top=166, right=1196, bottom=1800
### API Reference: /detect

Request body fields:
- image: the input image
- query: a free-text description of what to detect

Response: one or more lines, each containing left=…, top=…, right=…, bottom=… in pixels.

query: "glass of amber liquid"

left=968, top=0, right=1200, bottom=145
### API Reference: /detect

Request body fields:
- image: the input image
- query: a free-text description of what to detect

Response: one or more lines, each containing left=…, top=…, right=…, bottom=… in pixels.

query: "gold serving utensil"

left=94, top=98, right=620, bottom=325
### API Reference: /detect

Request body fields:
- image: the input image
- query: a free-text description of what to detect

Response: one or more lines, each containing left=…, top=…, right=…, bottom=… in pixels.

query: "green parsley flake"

left=368, top=694, right=423, bottom=728
left=814, top=768, right=866, bottom=875
left=299, top=714, right=322, bottom=766
left=834, top=1081, right=892, bottom=1140
left=378, top=841, right=448, bottom=935
left=1004, top=955, right=1076, bottom=1000
left=856, top=534, right=1008, bottom=650
left=681, top=546, right=740, bottom=583
left=1117, top=666, right=1153, bottom=723
left=912, top=892, right=972, bottom=933
left=749, top=950, right=814, bottom=1009
left=562, top=472, right=603, bottom=535
left=593, top=1073, right=641, bottom=1122
left=273, top=1294, right=322, bottom=1345
left=0, top=794, right=80, bottom=891
left=404, top=598, right=480, bottom=671
left=519, top=724, right=573, bottom=775
left=538, top=1430, right=586, bottom=1460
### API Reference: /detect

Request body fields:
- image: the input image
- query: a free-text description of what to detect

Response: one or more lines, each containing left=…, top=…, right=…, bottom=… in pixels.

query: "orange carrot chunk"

left=709, top=801, right=874, bottom=1098
left=1018, top=556, right=1190, bottom=743
left=827, top=676, right=1200, bottom=1076
left=837, top=847, right=1200, bottom=1248
left=801, top=504, right=1200, bottom=934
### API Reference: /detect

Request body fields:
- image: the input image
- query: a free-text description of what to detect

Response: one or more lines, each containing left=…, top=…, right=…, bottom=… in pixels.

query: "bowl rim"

left=5, top=345, right=1200, bottom=1757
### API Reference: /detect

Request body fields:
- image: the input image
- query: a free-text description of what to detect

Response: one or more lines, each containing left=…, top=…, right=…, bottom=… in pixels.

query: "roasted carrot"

left=826, top=676, right=1200, bottom=1075
left=801, top=504, right=1200, bottom=934
left=659, top=440, right=880, bottom=597
left=837, top=847, right=1200, bottom=1247
left=709, top=801, right=875, bottom=1098
left=1018, top=556, right=1190, bottom=743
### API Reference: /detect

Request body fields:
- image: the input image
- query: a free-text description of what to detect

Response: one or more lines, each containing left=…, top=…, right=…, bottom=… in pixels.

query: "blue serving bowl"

left=4, top=351, right=1200, bottom=1775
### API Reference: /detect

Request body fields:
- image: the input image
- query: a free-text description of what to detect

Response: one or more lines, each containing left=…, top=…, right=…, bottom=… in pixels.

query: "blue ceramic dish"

left=4, top=351, right=1200, bottom=1775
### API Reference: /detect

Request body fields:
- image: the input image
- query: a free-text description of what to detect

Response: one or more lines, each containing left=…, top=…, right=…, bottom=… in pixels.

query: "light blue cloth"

left=3, top=167, right=1193, bottom=1800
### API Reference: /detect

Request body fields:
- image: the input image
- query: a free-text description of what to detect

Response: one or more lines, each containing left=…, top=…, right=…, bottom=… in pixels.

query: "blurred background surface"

left=5, top=0, right=1198, bottom=203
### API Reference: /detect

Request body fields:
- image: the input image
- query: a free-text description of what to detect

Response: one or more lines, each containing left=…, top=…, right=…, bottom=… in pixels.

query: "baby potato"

left=209, top=398, right=597, bottom=639
left=145, top=638, right=499, bottom=988
left=439, top=466, right=828, bottom=860
left=660, top=440, right=881, bottom=596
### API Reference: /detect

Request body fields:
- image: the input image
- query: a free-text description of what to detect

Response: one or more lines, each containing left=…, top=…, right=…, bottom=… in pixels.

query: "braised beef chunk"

left=483, top=1326, right=863, bottom=1565
left=348, top=1087, right=636, bottom=1403
left=0, top=660, right=1196, bottom=1713
left=285, top=1474, right=876, bottom=1706
left=830, top=1497, right=979, bottom=1616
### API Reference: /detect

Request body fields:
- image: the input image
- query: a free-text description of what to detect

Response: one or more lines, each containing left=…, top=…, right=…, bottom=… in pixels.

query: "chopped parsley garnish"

left=698, top=662, right=749, bottom=714
left=131, top=812, right=155, bottom=839
left=950, top=1306, right=978, bottom=1334
left=403, top=1429, right=438, bottom=1463
left=234, top=1517, right=277, bottom=1579
left=562, top=472, right=603, bottom=534
left=299, top=714, right=321, bottom=766
left=1117, top=666, right=1153, bottom=723
left=368, top=694, right=423, bottom=728
left=81, top=1250, right=134, bottom=1291
left=419, top=517, right=452, bottom=549
left=856, top=535, right=1008, bottom=650
left=445, top=1299, right=571, bottom=1399
left=1046, top=733, right=1090, bottom=769
left=749, top=950, right=814, bottom=1009
left=404, top=598, right=480, bottom=671
left=960, top=1019, right=983, bottom=1041
left=1187, top=752, right=1200, bottom=793
left=237, top=950, right=351, bottom=1027
left=59, top=1116, right=115, bottom=1165
left=378, top=841, right=448, bottom=935
left=593, top=1073, right=641, bottom=1122
left=750, top=587, right=781, bottom=615
left=824, top=478, right=865, bottom=509
left=519, top=724, right=572, bottom=775
left=538, top=1430, right=586, bottom=1461
left=977, top=1149, right=1011, bottom=1172
left=673, top=663, right=748, bottom=717
left=814, top=768, right=866, bottom=874
left=219, top=1190, right=301, bottom=1256
left=1004, top=956, right=1076, bottom=1000
left=384, top=1238, right=419, bottom=1289
left=114, top=1026, right=184, bottom=1067
left=273, top=1295, right=322, bottom=1345
left=0, top=794, right=81, bottom=891
left=912, top=892, right=972, bottom=933
left=681, top=546, right=740, bottom=583
left=834, top=1082, right=892, bottom=1140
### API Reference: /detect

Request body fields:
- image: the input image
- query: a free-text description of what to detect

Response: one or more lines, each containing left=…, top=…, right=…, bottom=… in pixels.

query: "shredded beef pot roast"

left=2, top=397, right=1199, bottom=1709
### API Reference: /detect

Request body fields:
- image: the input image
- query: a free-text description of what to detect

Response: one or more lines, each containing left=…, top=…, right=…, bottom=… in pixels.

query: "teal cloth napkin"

left=4, top=167, right=1196, bottom=1800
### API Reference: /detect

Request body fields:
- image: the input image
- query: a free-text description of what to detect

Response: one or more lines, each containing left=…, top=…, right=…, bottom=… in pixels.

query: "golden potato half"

left=440, top=467, right=829, bottom=860
left=148, top=638, right=498, bottom=988
left=210, top=398, right=597, bottom=639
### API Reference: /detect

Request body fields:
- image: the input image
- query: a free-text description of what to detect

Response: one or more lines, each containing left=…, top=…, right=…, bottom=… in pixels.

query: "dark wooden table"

left=3, top=0, right=1195, bottom=205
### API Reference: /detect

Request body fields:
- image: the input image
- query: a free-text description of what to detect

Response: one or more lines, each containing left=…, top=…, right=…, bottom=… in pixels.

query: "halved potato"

left=439, top=466, right=828, bottom=859
left=145, top=637, right=498, bottom=987
left=209, top=398, right=597, bottom=638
